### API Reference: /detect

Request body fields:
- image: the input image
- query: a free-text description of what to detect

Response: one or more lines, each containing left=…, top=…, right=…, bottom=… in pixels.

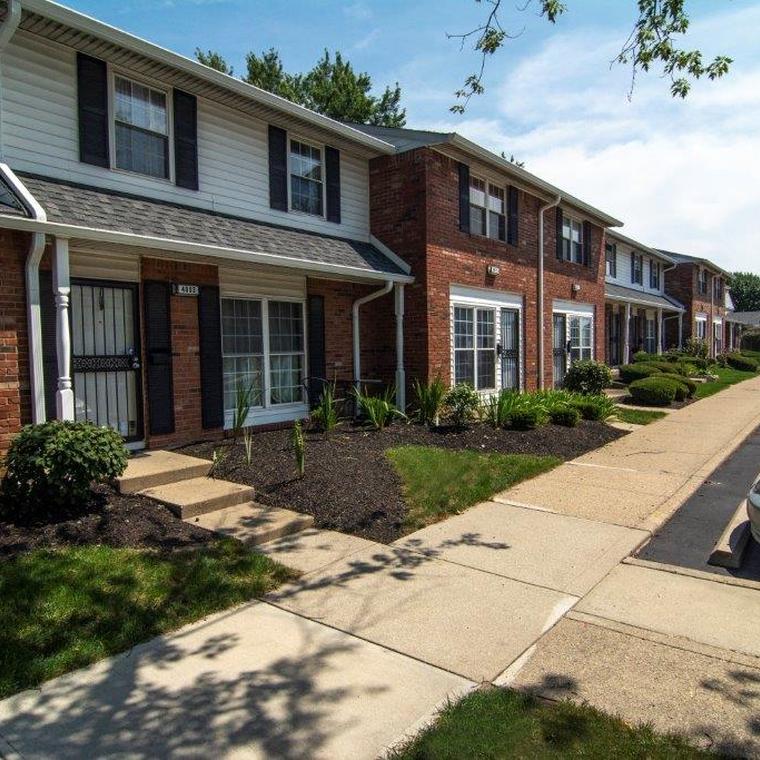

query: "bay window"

left=222, top=297, right=305, bottom=419
left=290, top=139, right=323, bottom=216
left=453, top=305, right=496, bottom=389
left=114, top=75, right=169, bottom=179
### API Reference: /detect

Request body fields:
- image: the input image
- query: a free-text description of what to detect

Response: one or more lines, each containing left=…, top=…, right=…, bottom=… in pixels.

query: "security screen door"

left=500, top=308, right=520, bottom=390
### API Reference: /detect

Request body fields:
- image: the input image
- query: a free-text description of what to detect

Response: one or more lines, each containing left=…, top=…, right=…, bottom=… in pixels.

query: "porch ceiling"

left=606, top=283, right=685, bottom=312
left=7, top=173, right=411, bottom=282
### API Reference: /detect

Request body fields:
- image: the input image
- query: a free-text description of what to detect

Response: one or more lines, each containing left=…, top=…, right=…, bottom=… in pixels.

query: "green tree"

left=195, top=47, right=405, bottom=126
left=194, top=48, right=233, bottom=76
left=730, top=272, right=760, bottom=312
left=450, top=0, right=732, bottom=112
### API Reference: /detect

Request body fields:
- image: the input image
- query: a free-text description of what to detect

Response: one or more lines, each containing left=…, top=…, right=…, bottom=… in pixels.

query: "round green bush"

left=659, top=373, right=697, bottom=397
left=619, top=363, right=661, bottom=384
left=443, top=383, right=481, bottom=428
left=509, top=408, right=547, bottom=431
left=726, top=353, right=758, bottom=372
left=1, top=421, right=128, bottom=521
left=645, top=360, right=686, bottom=376
left=628, top=376, right=681, bottom=407
left=563, top=360, right=612, bottom=396
left=549, top=403, right=580, bottom=428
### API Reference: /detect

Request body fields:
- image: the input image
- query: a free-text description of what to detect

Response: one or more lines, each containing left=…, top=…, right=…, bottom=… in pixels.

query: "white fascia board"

left=607, top=229, right=674, bottom=262
left=20, top=0, right=395, bottom=156
left=369, top=234, right=411, bottom=274
left=447, top=134, right=623, bottom=228
left=605, top=292, right=685, bottom=312
left=0, top=214, right=415, bottom=283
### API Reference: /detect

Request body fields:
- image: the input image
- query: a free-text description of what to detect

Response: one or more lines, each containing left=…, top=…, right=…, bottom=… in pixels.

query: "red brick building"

left=356, top=126, right=622, bottom=392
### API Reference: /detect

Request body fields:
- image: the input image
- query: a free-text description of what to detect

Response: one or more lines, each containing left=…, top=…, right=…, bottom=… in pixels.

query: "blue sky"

left=64, top=0, right=760, bottom=271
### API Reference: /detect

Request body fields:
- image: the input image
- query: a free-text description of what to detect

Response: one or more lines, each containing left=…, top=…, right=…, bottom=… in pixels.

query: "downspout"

left=0, top=0, right=21, bottom=162
left=537, top=194, right=561, bottom=389
left=352, top=280, right=393, bottom=394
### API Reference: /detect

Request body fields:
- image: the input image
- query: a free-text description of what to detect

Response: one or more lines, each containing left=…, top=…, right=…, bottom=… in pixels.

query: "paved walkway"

left=2, top=376, right=760, bottom=759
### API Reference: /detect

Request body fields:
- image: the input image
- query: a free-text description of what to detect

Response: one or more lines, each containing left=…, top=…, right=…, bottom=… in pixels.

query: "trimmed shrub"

left=619, top=363, right=661, bottom=384
left=509, top=408, right=547, bottom=431
left=563, top=360, right=612, bottom=396
left=741, top=329, right=760, bottom=353
left=727, top=353, right=759, bottom=372
left=549, top=403, right=580, bottom=427
left=632, top=351, right=655, bottom=363
left=444, top=383, right=481, bottom=428
left=628, top=376, right=681, bottom=406
left=571, top=395, right=617, bottom=421
left=1, top=421, right=128, bottom=520
left=659, top=373, right=697, bottom=397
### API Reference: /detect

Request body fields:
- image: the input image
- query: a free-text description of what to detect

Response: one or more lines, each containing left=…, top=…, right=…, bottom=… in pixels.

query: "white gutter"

left=353, top=280, right=393, bottom=392
left=0, top=213, right=414, bottom=284
left=21, top=0, right=394, bottom=155
left=0, top=164, right=48, bottom=423
left=538, top=195, right=561, bottom=390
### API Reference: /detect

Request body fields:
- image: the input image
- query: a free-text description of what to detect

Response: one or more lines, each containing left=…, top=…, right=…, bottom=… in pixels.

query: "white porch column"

left=678, top=312, right=684, bottom=349
left=623, top=303, right=631, bottom=364
left=657, top=308, right=664, bottom=353
left=394, top=283, right=405, bottom=411
left=52, top=237, right=74, bottom=421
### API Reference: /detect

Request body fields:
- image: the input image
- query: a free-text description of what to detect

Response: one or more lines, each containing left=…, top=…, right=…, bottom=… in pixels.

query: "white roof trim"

left=20, top=0, right=395, bottom=155
left=0, top=213, right=414, bottom=283
left=607, top=229, right=674, bottom=263
left=0, top=163, right=46, bottom=220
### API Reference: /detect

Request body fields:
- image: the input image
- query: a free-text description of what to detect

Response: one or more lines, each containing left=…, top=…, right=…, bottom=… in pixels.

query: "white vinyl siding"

left=1, top=31, right=371, bottom=242
left=605, top=242, right=666, bottom=295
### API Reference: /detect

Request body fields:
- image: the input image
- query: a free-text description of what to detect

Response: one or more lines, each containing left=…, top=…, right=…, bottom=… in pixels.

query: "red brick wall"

left=370, top=147, right=606, bottom=391
left=0, top=229, right=32, bottom=454
left=140, top=257, right=222, bottom=448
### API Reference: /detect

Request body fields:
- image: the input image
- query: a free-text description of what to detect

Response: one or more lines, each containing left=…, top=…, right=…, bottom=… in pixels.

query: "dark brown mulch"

left=0, top=486, right=216, bottom=560
left=179, top=421, right=626, bottom=544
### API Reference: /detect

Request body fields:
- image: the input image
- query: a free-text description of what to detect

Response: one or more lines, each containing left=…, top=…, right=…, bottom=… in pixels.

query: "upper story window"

left=114, top=75, right=169, bottom=179
left=469, top=177, right=506, bottom=241
left=713, top=276, right=723, bottom=301
left=289, top=139, right=323, bottom=216
left=561, top=216, right=583, bottom=264
left=650, top=259, right=661, bottom=289
left=697, top=268, right=709, bottom=295
left=605, top=242, right=617, bottom=278
left=631, top=253, right=643, bottom=285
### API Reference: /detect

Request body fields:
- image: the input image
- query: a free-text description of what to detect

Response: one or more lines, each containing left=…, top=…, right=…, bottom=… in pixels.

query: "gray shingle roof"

left=18, top=174, right=407, bottom=277
left=605, top=282, right=685, bottom=311
left=657, top=248, right=731, bottom=278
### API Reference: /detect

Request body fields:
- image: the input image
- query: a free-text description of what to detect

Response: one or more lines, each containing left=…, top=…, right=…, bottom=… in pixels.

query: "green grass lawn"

left=388, top=687, right=710, bottom=760
left=0, top=539, right=292, bottom=699
left=695, top=366, right=757, bottom=399
left=387, top=445, right=561, bottom=532
left=614, top=407, right=668, bottom=426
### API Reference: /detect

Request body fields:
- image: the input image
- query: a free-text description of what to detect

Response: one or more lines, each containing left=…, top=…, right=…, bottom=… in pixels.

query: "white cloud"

left=415, top=3, right=760, bottom=272
left=353, top=28, right=380, bottom=51
left=343, top=2, right=373, bottom=22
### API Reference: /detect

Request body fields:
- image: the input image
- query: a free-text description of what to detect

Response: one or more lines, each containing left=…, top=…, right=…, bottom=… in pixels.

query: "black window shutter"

left=507, top=185, right=519, bottom=246
left=555, top=208, right=564, bottom=260
left=173, top=89, right=199, bottom=191
left=307, top=294, right=326, bottom=408
left=613, top=244, right=618, bottom=278
left=39, top=270, right=58, bottom=421
left=143, top=280, right=175, bottom=435
left=325, top=146, right=341, bottom=223
left=77, top=53, right=109, bottom=168
left=268, top=125, right=288, bottom=211
left=198, top=285, right=224, bottom=429
left=457, top=162, right=470, bottom=233
left=631, top=254, right=636, bottom=282
left=582, top=221, right=592, bottom=267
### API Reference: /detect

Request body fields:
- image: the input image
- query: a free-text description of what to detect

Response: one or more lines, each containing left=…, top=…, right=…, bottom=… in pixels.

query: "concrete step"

left=187, top=502, right=315, bottom=546
left=117, top=450, right=210, bottom=493
left=139, top=476, right=255, bottom=519
left=708, top=498, right=751, bottom=569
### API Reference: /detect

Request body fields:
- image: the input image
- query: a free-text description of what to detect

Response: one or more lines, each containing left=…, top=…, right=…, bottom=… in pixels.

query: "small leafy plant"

left=292, top=419, right=305, bottom=478
left=443, top=383, right=481, bottom=428
left=571, top=394, right=616, bottom=421
left=683, top=336, right=708, bottom=359
left=509, top=408, right=546, bottom=431
left=232, top=381, right=256, bottom=443
left=549, top=403, right=581, bottom=427
left=413, top=377, right=446, bottom=427
left=354, top=386, right=405, bottom=431
left=564, top=360, right=612, bottom=395
left=209, top=446, right=228, bottom=479
left=311, top=384, right=339, bottom=435
left=2, top=421, right=128, bottom=520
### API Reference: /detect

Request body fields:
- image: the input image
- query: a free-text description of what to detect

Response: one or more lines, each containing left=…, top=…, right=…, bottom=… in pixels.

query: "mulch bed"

left=179, top=421, right=625, bottom=543
left=0, top=486, right=217, bottom=560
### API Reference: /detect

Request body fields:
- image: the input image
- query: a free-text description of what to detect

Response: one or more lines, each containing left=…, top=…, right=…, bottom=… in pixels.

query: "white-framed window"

left=644, top=318, right=657, bottom=354
left=289, top=138, right=324, bottom=216
left=649, top=259, right=661, bottom=289
left=561, top=216, right=583, bottom=264
left=605, top=242, right=617, bottom=278
left=632, top=253, right=643, bottom=285
left=695, top=316, right=707, bottom=340
left=713, top=321, right=723, bottom=355
left=713, top=276, right=723, bottom=301
left=569, top=315, right=593, bottom=362
left=221, top=297, right=306, bottom=415
left=697, top=268, right=709, bottom=295
left=469, top=176, right=506, bottom=241
left=113, top=74, right=170, bottom=179
left=453, top=305, right=496, bottom=390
